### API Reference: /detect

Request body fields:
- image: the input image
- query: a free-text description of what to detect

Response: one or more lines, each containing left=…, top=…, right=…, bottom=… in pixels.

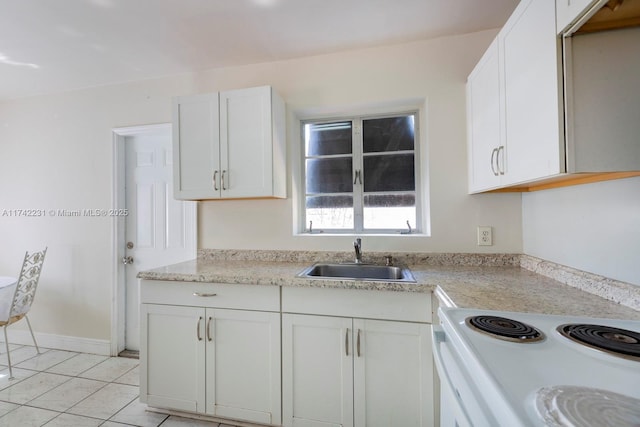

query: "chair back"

left=10, top=248, right=47, bottom=319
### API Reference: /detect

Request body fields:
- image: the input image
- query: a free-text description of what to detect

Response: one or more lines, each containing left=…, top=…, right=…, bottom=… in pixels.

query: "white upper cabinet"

left=173, top=93, right=220, bottom=199
left=501, top=0, right=563, bottom=185
left=467, top=39, right=504, bottom=192
left=467, top=0, right=562, bottom=193
left=556, top=0, right=600, bottom=33
left=467, top=0, right=640, bottom=193
left=173, top=85, right=286, bottom=200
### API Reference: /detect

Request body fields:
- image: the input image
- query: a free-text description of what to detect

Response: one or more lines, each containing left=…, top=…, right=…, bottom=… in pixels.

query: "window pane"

left=306, top=195, right=353, bottom=229
left=306, top=158, right=353, bottom=194
left=363, top=116, right=414, bottom=153
left=363, top=154, right=415, bottom=192
left=364, top=194, right=416, bottom=230
left=305, top=122, right=352, bottom=156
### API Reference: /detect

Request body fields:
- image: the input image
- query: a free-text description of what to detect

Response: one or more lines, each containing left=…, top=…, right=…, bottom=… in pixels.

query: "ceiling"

left=0, top=0, right=519, bottom=101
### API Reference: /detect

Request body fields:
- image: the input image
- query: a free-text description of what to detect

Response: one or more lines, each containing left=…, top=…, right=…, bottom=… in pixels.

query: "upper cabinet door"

left=173, top=93, right=221, bottom=200
left=556, top=0, right=600, bottom=33
left=467, top=39, right=504, bottom=193
left=220, top=86, right=282, bottom=199
left=172, top=85, right=286, bottom=201
left=500, top=0, right=564, bottom=184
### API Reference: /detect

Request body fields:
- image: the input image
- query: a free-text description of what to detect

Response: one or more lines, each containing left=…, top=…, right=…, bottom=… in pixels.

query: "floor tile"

left=0, top=405, right=58, bottom=427
left=110, top=398, right=168, bottom=426
left=162, top=415, right=221, bottom=426
left=0, top=401, right=19, bottom=417
left=78, top=357, right=138, bottom=382
left=0, top=342, right=24, bottom=356
left=0, top=367, right=38, bottom=390
left=43, top=412, right=103, bottom=427
left=0, top=344, right=247, bottom=427
left=0, top=346, right=43, bottom=366
left=67, top=382, right=138, bottom=419
left=28, top=377, right=106, bottom=412
left=113, top=365, right=139, bottom=386
left=16, top=350, right=78, bottom=372
left=101, top=422, right=137, bottom=426
left=45, top=353, right=109, bottom=377
left=0, top=372, right=69, bottom=404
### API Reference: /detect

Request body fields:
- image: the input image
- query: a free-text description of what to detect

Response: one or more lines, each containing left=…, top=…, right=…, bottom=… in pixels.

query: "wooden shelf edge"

left=484, top=172, right=640, bottom=193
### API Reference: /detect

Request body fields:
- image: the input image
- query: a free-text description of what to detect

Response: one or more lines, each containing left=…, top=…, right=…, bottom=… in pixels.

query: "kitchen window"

left=302, top=113, right=420, bottom=234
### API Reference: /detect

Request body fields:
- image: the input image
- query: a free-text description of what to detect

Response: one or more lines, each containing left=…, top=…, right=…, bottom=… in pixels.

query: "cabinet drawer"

left=140, top=280, right=280, bottom=312
left=282, top=287, right=431, bottom=323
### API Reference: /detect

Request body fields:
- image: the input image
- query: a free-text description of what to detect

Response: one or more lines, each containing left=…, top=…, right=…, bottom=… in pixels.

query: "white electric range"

left=432, top=307, right=640, bottom=427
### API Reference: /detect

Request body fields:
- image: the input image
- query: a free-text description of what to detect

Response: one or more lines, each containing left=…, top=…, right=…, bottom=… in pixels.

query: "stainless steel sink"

left=297, top=263, right=416, bottom=283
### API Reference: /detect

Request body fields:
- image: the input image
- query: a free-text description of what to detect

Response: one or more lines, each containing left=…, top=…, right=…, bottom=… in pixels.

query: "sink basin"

left=297, top=263, right=416, bottom=283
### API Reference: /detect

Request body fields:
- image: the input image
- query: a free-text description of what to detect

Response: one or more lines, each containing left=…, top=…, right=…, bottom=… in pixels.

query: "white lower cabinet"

left=141, top=304, right=206, bottom=413
left=282, top=314, right=433, bottom=427
left=140, top=281, right=281, bottom=425
left=206, top=309, right=281, bottom=424
left=141, top=281, right=434, bottom=427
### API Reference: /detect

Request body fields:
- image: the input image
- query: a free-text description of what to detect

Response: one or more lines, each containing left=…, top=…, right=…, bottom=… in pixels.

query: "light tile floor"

left=0, top=343, right=242, bottom=427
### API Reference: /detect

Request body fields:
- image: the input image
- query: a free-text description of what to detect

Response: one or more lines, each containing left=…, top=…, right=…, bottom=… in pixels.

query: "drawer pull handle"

left=357, top=329, right=361, bottom=357
left=193, top=292, right=217, bottom=297
left=345, top=328, right=349, bottom=357
left=197, top=317, right=203, bottom=341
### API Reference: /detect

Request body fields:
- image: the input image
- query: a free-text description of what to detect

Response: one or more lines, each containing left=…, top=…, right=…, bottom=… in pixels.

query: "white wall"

left=198, top=31, right=523, bottom=253
left=522, top=177, right=640, bottom=286
left=0, top=29, right=522, bottom=344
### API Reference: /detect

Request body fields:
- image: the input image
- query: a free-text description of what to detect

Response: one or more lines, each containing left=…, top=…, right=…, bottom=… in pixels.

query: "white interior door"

left=124, top=129, right=197, bottom=351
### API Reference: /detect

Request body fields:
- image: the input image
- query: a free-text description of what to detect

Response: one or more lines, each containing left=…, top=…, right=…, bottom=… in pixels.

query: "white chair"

left=0, top=248, right=47, bottom=379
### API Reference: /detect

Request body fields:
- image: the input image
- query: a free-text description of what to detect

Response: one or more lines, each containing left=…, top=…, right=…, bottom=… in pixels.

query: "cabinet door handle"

left=207, top=316, right=213, bottom=342
left=213, top=171, right=219, bottom=191
left=221, top=170, right=227, bottom=190
left=197, top=316, right=203, bottom=341
left=497, top=146, right=505, bottom=175
left=357, top=329, right=361, bottom=357
left=490, top=148, right=499, bottom=176
left=345, top=328, right=349, bottom=357
left=193, top=292, right=217, bottom=297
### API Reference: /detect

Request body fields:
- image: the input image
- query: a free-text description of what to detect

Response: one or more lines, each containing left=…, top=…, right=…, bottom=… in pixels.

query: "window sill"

left=294, top=232, right=429, bottom=237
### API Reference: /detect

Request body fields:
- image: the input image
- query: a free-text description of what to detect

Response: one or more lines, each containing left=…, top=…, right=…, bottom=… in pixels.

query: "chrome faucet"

left=354, top=238, right=363, bottom=264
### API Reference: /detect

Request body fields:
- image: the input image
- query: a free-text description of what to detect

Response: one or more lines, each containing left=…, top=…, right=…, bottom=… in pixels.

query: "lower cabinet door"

left=282, top=314, right=354, bottom=427
left=353, top=320, right=434, bottom=427
left=140, top=304, right=206, bottom=413
left=207, top=309, right=281, bottom=425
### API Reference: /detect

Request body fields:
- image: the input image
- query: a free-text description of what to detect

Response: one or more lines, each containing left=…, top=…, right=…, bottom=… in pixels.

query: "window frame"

left=300, top=111, right=422, bottom=235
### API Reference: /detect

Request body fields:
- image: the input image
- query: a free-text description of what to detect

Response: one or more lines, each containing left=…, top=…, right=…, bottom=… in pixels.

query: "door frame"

left=110, top=123, right=197, bottom=356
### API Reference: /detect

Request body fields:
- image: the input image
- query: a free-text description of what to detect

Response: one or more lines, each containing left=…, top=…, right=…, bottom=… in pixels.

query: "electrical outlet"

left=477, top=226, right=493, bottom=246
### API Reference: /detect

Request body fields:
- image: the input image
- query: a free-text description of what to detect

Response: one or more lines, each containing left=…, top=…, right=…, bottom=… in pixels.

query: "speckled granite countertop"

left=138, top=250, right=640, bottom=321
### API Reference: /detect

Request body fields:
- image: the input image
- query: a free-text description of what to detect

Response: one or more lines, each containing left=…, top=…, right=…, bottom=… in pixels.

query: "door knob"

left=122, top=256, right=134, bottom=265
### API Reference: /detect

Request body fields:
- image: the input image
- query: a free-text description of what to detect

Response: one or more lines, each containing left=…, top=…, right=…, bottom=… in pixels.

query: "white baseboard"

left=4, top=329, right=111, bottom=356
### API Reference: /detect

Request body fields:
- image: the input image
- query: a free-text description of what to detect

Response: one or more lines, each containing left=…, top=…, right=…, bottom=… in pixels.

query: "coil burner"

left=465, top=315, right=545, bottom=343
left=557, top=324, right=640, bottom=361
